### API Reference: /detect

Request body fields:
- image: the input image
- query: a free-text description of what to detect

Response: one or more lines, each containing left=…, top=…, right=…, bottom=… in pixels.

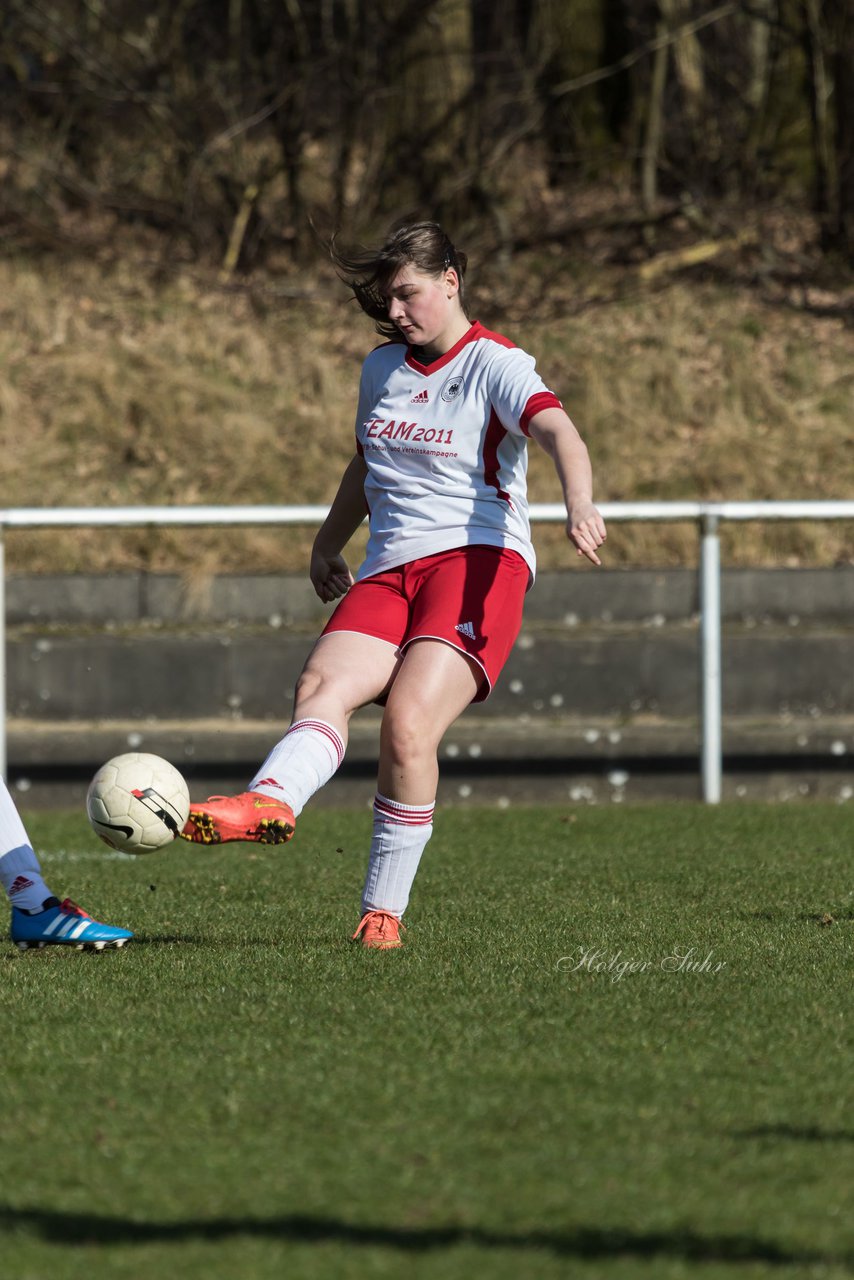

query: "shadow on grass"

left=133, top=934, right=340, bottom=948
left=132, top=935, right=207, bottom=946
left=0, top=1207, right=848, bottom=1267
left=736, top=1124, right=854, bottom=1143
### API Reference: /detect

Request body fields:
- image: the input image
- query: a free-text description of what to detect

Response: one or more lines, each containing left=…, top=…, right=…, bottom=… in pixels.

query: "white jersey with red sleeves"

left=354, top=320, right=561, bottom=582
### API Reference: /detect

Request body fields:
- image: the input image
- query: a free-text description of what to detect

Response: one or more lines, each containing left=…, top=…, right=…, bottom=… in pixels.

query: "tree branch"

left=550, top=1, right=738, bottom=98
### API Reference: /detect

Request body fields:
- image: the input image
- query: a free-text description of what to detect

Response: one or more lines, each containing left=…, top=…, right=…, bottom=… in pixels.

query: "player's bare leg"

left=377, top=638, right=480, bottom=803
left=290, top=631, right=402, bottom=736
left=355, top=639, right=481, bottom=947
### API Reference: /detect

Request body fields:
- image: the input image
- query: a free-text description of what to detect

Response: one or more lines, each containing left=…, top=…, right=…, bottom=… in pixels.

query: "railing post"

left=700, top=510, right=722, bottom=803
left=0, top=527, right=6, bottom=780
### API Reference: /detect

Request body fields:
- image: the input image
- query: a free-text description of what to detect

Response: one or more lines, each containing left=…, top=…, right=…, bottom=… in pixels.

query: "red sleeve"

left=520, top=392, right=563, bottom=437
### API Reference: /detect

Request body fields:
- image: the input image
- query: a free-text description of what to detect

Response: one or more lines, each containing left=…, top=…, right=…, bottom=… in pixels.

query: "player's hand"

left=567, top=501, right=607, bottom=566
left=310, top=547, right=354, bottom=603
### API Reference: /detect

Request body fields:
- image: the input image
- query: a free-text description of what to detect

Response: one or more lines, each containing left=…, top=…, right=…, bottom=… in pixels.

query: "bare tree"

left=0, top=0, right=850, bottom=263
left=826, top=0, right=854, bottom=257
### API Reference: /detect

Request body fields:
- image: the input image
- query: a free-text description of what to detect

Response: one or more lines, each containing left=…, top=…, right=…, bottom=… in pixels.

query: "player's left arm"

left=528, top=407, right=607, bottom=567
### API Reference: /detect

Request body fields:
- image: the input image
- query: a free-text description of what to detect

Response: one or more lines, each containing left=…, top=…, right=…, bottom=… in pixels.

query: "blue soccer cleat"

left=11, top=897, right=133, bottom=951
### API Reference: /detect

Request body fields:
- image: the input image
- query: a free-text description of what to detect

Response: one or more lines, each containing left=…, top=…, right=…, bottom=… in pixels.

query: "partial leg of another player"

left=0, top=779, right=133, bottom=950
left=353, top=638, right=482, bottom=949
left=182, top=632, right=401, bottom=845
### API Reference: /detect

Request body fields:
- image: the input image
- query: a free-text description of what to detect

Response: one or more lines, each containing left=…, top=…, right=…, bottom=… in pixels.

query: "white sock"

left=361, top=793, right=435, bottom=919
left=249, top=718, right=345, bottom=817
left=0, top=779, right=53, bottom=911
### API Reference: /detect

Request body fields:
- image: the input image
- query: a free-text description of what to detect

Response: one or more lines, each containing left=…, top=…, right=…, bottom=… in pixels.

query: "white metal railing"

left=0, top=500, right=852, bottom=802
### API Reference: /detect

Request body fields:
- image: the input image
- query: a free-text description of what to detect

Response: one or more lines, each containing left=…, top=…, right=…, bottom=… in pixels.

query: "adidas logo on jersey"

left=410, top=389, right=429, bottom=404
left=455, top=621, right=476, bottom=639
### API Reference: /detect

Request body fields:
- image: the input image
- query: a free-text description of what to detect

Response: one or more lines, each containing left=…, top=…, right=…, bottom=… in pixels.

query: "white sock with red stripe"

left=361, top=792, right=435, bottom=919
left=0, top=780, right=52, bottom=911
left=249, top=718, right=346, bottom=817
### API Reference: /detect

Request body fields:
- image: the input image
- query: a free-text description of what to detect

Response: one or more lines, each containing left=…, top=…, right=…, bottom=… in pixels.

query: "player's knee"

left=294, top=661, right=350, bottom=712
left=382, top=704, right=437, bottom=768
left=294, top=661, right=362, bottom=719
left=294, top=665, right=325, bottom=705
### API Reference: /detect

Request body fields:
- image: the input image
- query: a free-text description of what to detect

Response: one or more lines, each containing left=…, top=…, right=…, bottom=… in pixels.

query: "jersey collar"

left=405, top=321, right=483, bottom=375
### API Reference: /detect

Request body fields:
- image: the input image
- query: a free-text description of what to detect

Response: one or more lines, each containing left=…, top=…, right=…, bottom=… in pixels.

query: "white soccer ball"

left=87, top=752, right=190, bottom=855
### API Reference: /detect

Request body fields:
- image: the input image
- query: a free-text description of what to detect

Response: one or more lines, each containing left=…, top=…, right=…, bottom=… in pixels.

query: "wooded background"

left=1, top=0, right=852, bottom=269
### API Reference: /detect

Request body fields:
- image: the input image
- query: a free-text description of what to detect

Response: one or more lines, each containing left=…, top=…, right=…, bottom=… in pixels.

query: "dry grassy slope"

left=0, top=253, right=851, bottom=577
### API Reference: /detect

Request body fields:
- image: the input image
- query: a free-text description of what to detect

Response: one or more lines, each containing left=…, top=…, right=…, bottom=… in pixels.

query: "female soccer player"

left=183, top=221, right=606, bottom=948
left=2, top=778, right=133, bottom=949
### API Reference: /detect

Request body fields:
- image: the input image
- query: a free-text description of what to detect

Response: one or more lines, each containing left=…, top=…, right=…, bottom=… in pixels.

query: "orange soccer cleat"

left=352, top=909, right=405, bottom=950
left=181, top=791, right=295, bottom=846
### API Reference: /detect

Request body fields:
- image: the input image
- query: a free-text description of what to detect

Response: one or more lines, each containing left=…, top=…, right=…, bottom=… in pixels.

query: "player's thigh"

left=298, top=630, right=402, bottom=711
left=382, top=638, right=481, bottom=750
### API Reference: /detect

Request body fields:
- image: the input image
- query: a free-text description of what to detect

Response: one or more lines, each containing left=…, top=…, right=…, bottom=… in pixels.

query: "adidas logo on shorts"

left=455, top=621, right=476, bottom=639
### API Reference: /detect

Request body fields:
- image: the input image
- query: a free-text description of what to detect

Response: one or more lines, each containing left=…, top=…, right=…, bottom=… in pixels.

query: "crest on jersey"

left=440, top=374, right=464, bottom=402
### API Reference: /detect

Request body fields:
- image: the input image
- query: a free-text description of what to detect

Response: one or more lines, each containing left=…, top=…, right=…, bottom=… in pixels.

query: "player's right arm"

left=310, top=451, right=369, bottom=602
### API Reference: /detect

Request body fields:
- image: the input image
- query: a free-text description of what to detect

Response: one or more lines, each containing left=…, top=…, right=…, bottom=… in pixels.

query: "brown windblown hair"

left=329, top=222, right=469, bottom=340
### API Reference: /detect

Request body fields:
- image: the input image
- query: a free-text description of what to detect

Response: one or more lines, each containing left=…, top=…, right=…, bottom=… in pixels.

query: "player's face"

left=384, top=264, right=464, bottom=356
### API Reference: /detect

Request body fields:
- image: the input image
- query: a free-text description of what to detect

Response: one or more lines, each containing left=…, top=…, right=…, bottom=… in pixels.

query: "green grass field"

left=1, top=803, right=851, bottom=1280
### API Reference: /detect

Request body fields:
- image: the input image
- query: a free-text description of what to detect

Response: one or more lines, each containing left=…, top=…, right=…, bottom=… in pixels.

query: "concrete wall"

left=6, top=568, right=854, bottom=723
left=8, top=566, right=854, bottom=626
left=5, top=568, right=853, bottom=804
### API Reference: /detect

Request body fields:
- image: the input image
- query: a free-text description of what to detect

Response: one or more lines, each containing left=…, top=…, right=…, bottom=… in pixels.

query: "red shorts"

left=321, top=546, right=529, bottom=702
